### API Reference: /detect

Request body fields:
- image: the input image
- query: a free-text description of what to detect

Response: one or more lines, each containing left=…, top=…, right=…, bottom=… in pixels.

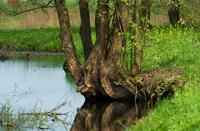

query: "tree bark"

left=132, top=0, right=151, bottom=74
left=75, top=0, right=110, bottom=98
left=99, top=0, right=131, bottom=99
left=79, top=0, right=93, bottom=60
left=54, top=0, right=82, bottom=84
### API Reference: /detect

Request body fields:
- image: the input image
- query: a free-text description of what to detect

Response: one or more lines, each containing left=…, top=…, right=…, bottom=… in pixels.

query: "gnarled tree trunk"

left=54, top=0, right=181, bottom=100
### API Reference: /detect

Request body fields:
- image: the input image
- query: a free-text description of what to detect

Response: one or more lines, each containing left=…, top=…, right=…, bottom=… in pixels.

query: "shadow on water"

left=71, top=99, right=153, bottom=131
left=0, top=99, right=153, bottom=131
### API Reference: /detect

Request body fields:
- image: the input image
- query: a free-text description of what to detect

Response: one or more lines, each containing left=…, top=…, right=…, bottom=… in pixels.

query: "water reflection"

left=0, top=57, right=152, bottom=131
left=71, top=100, right=150, bottom=131
left=0, top=57, right=85, bottom=130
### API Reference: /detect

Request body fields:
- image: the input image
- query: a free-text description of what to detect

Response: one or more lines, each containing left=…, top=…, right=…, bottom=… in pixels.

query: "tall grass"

left=0, top=103, right=70, bottom=130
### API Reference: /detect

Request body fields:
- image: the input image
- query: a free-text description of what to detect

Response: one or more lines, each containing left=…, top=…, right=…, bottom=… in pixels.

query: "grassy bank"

left=129, top=27, right=200, bottom=130
left=0, top=27, right=96, bottom=62
left=0, top=28, right=61, bottom=51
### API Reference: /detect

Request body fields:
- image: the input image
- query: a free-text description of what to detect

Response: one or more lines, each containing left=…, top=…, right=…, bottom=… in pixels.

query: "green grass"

left=0, top=28, right=61, bottom=51
left=0, top=27, right=96, bottom=63
left=129, top=27, right=200, bottom=131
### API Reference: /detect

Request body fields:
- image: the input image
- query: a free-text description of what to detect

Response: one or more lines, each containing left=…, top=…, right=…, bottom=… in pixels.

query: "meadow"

left=0, top=26, right=200, bottom=130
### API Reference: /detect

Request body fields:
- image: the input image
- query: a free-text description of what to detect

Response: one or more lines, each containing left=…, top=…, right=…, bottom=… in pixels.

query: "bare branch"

left=11, top=0, right=55, bottom=16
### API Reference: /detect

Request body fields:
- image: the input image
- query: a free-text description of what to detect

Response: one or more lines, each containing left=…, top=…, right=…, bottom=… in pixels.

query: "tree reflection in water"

left=71, top=99, right=153, bottom=131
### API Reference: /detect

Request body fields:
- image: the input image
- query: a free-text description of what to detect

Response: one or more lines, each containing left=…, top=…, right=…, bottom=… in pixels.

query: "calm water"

left=0, top=57, right=85, bottom=130
left=0, top=57, right=149, bottom=131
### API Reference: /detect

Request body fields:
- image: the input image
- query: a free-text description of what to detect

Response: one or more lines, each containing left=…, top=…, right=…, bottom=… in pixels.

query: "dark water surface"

left=0, top=57, right=149, bottom=131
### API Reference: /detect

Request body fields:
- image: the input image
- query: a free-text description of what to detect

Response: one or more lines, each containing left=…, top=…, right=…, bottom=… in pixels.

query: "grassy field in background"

left=0, top=28, right=61, bottom=51
left=0, top=27, right=200, bottom=130
left=0, top=27, right=96, bottom=63
left=0, top=1, right=96, bottom=29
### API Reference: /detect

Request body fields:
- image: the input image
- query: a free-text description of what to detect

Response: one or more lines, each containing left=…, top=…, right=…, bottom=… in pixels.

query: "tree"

left=79, top=0, right=93, bottom=60
left=54, top=0, right=180, bottom=99
left=152, top=0, right=200, bottom=26
left=1, top=0, right=180, bottom=99
left=168, top=0, right=181, bottom=25
left=132, top=0, right=151, bottom=74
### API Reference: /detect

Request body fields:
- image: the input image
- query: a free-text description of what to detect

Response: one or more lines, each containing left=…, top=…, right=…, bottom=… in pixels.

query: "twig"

left=11, top=0, right=55, bottom=16
left=20, top=112, right=68, bottom=116
left=49, top=101, right=69, bottom=112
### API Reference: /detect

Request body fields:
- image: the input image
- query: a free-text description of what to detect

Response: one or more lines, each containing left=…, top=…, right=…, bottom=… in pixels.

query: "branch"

left=11, top=0, right=55, bottom=16
left=20, top=112, right=68, bottom=116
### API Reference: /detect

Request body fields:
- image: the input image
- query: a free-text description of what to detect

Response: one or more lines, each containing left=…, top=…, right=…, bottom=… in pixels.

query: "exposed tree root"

left=78, top=68, right=182, bottom=100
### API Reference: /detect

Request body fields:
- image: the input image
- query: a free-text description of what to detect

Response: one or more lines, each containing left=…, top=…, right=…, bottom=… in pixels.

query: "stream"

left=0, top=56, right=149, bottom=131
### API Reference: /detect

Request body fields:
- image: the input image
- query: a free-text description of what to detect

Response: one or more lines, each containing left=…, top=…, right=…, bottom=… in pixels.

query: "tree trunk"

left=76, top=0, right=110, bottom=98
left=99, top=0, right=131, bottom=98
left=132, top=0, right=151, bottom=74
left=168, top=6, right=180, bottom=25
left=168, top=0, right=181, bottom=25
left=54, top=0, right=82, bottom=84
left=79, top=0, right=93, bottom=60
left=54, top=0, right=181, bottom=100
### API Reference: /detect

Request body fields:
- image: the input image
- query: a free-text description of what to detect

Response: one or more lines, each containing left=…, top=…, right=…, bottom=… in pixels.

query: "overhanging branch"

left=11, top=0, right=55, bottom=16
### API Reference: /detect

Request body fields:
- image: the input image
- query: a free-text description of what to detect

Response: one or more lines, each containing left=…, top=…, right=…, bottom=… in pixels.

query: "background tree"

left=151, top=0, right=200, bottom=26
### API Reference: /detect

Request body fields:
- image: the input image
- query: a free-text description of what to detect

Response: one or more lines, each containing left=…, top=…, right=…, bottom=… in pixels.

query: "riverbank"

left=0, top=28, right=62, bottom=52
left=1, top=27, right=200, bottom=130
left=0, top=27, right=94, bottom=62
left=0, top=50, right=63, bottom=60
